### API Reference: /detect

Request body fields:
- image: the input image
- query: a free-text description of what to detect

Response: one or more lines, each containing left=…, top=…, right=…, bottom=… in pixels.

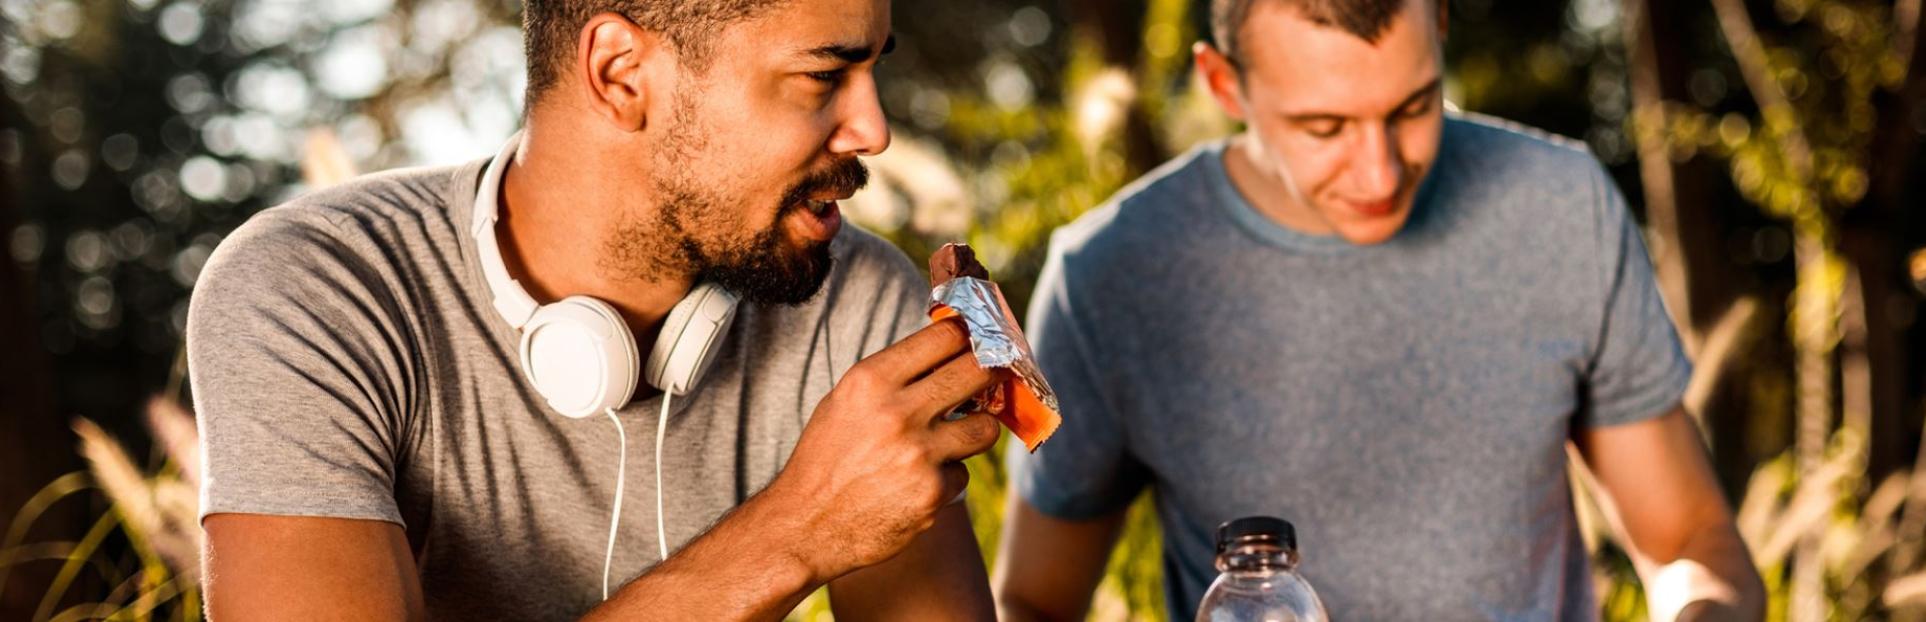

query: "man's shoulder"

left=213, top=160, right=479, bottom=265
left=269, top=161, right=477, bottom=234
left=1437, top=113, right=1608, bottom=196
left=197, top=161, right=483, bottom=316
left=1443, top=112, right=1594, bottom=160
left=1429, top=113, right=1627, bottom=243
left=1049, top=143, right=1222, bottom=268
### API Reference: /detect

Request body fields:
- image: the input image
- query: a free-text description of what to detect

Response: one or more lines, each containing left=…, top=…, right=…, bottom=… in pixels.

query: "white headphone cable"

left=601, top=407, right=627, bottom=601
left=653, top=392, right=672, bottom=562
left=599, top=394, right=676, bottom=602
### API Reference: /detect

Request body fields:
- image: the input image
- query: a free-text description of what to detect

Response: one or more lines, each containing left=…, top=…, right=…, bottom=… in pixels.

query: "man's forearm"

left=1642, top=523, right=1764, bottom=622
left=582, top=485, right=823, bottom=622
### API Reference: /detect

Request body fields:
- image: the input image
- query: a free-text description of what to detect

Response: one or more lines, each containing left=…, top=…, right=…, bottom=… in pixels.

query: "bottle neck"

left=1216, top=542, right=1299, bottom=575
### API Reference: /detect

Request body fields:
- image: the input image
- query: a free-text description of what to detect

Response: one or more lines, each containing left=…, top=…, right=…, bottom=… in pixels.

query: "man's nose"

left=827, top=76, right=891, bottom=157
left=1352, top=123, right=1404, bottom=200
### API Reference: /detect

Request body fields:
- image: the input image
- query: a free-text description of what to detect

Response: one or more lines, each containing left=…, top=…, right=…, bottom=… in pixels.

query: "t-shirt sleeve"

left=1578, top=162, right=1693, bottom=428
left=189, top=210, right=414, bottom=525
left=1006, top=242, right=1148, bottom=519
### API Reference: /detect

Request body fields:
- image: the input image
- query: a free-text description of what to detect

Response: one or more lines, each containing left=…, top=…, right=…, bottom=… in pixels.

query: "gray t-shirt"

left=1009, top=115, right=1690, bottom=621
left=189, top=158, right=929, bottom=620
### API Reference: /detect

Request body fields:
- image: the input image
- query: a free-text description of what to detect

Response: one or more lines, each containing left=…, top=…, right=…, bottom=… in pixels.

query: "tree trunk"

left=1066, top=0, right=1165, bottom=176
left=1844, top=0, right=1924, bottom=483
left=1625, top=0, right=1737, bottom=342
left=1624, top=0, right=1760, bottom=490
left=0, top=137, right=80, bottom=617
left=1789, top=229, right=1837, bottom=622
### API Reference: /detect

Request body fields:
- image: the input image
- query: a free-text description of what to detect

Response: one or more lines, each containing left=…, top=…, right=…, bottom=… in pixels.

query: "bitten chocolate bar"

left=926, top=243, right=1061, bottom=452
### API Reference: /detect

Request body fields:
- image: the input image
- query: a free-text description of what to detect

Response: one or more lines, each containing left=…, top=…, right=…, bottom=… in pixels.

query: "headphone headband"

left=472, top=133, right=541, bottom=328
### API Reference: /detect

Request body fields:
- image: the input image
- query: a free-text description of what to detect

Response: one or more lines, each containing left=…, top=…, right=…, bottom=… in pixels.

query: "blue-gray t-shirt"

left=1009, top=115, right=1690, bottom=621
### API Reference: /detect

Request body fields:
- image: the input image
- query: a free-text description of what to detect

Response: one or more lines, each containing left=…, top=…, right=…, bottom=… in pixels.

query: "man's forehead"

left=724, top=0, right=892, bottom=60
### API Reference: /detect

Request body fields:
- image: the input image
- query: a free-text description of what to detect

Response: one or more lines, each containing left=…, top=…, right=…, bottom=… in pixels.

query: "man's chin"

left=702, top=242, right=835, bottom=306
left=1332, top=211, right=1413, bottom=246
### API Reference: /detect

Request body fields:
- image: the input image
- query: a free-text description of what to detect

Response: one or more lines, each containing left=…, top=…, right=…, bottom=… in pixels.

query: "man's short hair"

left=1210, top=0, right=1413, bottom=65
left=523, top=0, right=786, bottom=105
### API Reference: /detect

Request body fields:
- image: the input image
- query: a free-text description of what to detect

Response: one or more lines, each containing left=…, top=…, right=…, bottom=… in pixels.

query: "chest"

left=397, top=312, right=832, bottom=618
left=1085, top=247, right=1595, bottom=491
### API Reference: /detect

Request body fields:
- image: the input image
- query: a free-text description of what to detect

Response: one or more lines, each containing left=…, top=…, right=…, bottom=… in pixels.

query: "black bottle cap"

left=1215, top=516, right=1297, bottom=555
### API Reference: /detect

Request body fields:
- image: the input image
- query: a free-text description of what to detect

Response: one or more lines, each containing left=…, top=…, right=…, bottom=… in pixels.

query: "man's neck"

left=1221, top=134, right=1336, bottom=237
left=496, top=122, right=692, bottom=347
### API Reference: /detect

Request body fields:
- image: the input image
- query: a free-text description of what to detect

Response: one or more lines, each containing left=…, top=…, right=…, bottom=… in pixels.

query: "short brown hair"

left=1210, top=0, right=1413, bottom=65
left=522, top=0, right=787, bottom=105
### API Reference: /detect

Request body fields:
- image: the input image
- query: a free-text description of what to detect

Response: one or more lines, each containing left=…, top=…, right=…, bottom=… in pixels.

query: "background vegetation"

left=1, top=0, right=1923, bottom=619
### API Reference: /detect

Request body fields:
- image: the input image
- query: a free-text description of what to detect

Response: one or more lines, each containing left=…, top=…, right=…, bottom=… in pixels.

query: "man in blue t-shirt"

left=991, top=0, right=1765, bottom=620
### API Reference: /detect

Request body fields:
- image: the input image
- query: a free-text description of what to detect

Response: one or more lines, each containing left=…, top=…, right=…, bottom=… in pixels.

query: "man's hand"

left=587, top=317, right=1005, bottom=620
left=763, top=316, right=1006, bottom=581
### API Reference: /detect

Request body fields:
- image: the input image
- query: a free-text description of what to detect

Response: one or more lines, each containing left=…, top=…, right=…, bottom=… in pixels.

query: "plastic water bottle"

left=1195, top=516, right=1328, bottom=622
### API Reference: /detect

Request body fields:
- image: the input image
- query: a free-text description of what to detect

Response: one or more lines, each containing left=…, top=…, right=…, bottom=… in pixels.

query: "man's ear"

left=1193, top=41, right=1249, bottom=122
left=576, top=12, right=666, bottom=132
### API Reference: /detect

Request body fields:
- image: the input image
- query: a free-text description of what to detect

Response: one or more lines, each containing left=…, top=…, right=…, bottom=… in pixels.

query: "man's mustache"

left=781, top=158, right=870, bottom=209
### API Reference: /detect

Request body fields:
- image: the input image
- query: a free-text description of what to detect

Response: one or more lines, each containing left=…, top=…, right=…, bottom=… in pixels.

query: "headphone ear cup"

left=646, top=284, right=739, bottom=395
left=518, top=296, right=639, bottom=418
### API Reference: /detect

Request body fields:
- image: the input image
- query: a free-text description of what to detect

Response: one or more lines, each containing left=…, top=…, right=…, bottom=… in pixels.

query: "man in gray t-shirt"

left=192, top=1, right=1006, bottom=620
left=993, top=0, right=1763, bottom=620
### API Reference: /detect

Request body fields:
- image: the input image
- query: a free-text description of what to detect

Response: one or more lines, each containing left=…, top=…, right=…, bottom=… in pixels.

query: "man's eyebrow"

left=805, top=34, right=896, bottom=63
left=1395, top=77, right=1443, bottom=109
left=1280, top=77, right=1444, bottom=123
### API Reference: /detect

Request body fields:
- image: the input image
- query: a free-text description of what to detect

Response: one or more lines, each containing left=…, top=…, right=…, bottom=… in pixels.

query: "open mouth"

left=786, top=197, right=843, bottom=243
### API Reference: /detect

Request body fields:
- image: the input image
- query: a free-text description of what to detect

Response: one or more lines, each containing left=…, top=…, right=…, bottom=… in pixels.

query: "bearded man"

left=190, top=0, right=1002, bottom=619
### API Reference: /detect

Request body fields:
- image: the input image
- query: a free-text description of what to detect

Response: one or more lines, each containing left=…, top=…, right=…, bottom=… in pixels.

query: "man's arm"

left=203, top=515, right=425, bottom=621
left=201, top=474, right=892, bottom=622
left=1573, top=406, right=1765, bottom=621
left=200, top=475, right=888, bottom=622
left=991, top=495, right=1129, bottom=622
left=826, top=502, right=995, bottom=621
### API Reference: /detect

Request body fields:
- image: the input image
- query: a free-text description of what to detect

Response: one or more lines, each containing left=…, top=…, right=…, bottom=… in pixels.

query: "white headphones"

left=470, top=133, right=740, bottom=417
left=471, top=133, right=749, bottom=598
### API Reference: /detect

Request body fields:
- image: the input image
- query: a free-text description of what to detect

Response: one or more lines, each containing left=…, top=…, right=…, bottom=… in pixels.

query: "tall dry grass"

left=1, top=398, right=203, bottom=622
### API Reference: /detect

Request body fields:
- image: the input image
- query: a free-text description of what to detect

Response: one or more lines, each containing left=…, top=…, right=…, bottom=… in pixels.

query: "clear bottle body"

left=1195, top=543, right=1328, bottom=622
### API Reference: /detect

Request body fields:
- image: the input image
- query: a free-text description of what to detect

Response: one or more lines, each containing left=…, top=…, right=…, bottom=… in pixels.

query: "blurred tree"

left=0, top=110, right=82, bottom=619
left=0, top=18, right=85, bottom=621
left=1623, top=0, right=1779, bottom=495
left=1611, top=0, right=1926, bottom=617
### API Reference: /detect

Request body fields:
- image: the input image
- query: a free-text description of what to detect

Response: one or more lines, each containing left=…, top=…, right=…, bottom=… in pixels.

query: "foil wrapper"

left=930, top=276, right=1061, bottom=415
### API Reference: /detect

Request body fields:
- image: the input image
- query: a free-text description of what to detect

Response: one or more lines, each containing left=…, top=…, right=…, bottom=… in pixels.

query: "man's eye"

left=1305, top=121, right=1343, bottom=139
left=807, top=69, right=845, bottom=85
left=1400, top=98, right=1433, bottom=118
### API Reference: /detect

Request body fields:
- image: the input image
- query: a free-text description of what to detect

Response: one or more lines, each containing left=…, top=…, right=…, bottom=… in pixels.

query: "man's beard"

left=606, top=103, right=869, bottom=305
left=678, top=157, right=866, bottom=305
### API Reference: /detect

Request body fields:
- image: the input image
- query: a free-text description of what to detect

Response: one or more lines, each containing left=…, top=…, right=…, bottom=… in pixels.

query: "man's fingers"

left=910, top=351, right=1003, bottom=418
left=930, top=411, right=1002, bottom=463
left=937, top=462, right=972, bottom=506
left=856, top=318, right=973, bottom=387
